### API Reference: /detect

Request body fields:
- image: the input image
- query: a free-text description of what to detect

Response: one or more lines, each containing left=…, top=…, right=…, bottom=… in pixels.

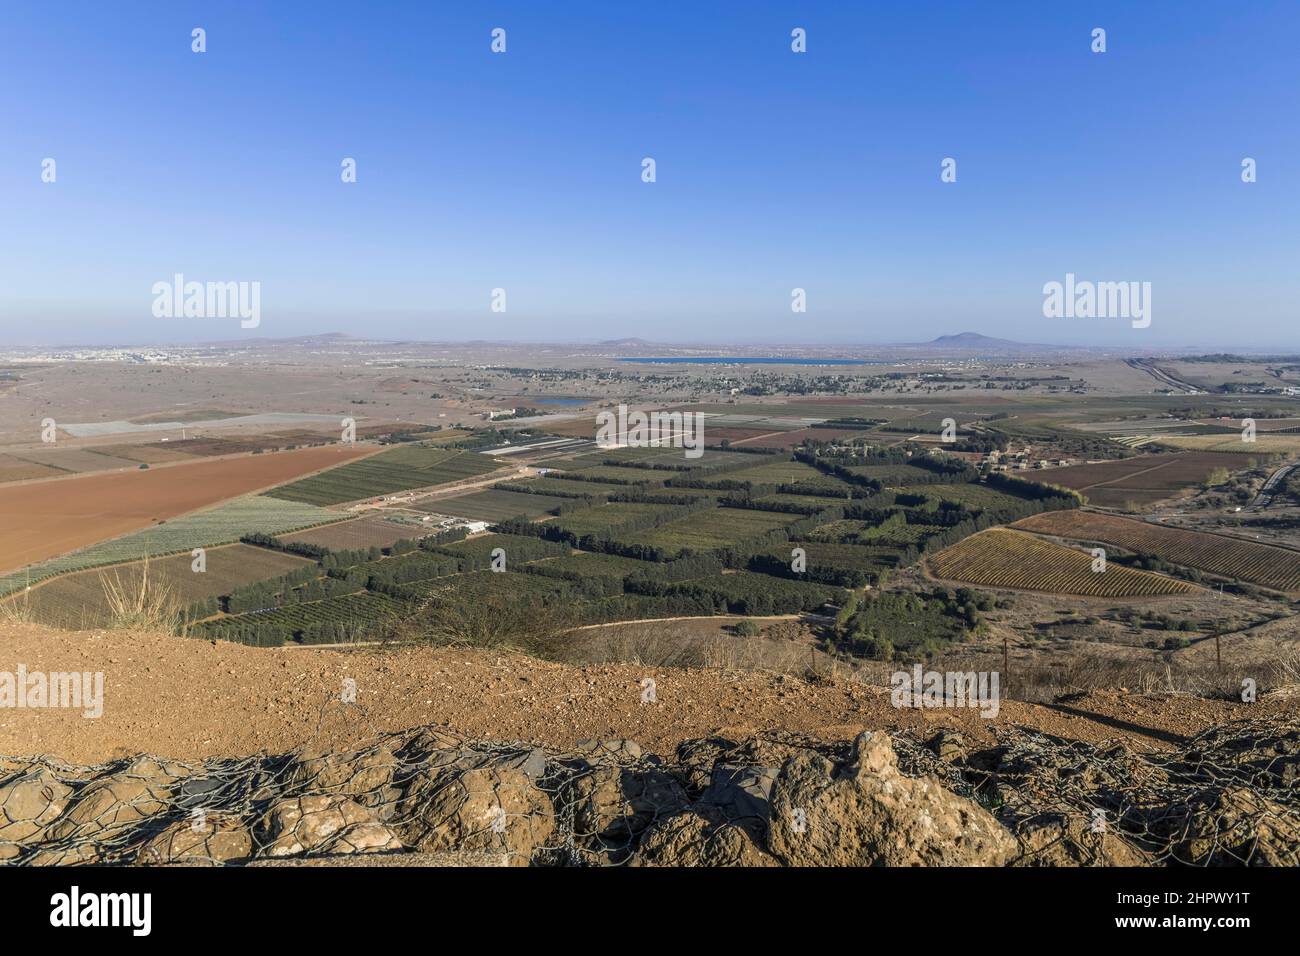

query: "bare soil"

left=2, top=623, right=1293, bottom=765
left=0, top=444, right=376, bottom=573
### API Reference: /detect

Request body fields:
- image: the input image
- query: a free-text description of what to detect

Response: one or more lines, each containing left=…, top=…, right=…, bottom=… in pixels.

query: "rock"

left=633, top=806, right=778, bottom=867
left=698, top=765, right=778, bottom=824
left=286, top=746, right=400, bottom=814
left=574, top=739, right=643, bottom=762
left=25, top=844, right=103, bottom=866
left=1173, top=788, right=1300, bottom=867
left=572, top=765, right=688, bottom=843
left=45, top=775, right=171, bottom=841
left=768, top=731, right=1017, bottom=866
left=137, top=815, right=254, bottom=865
left=1012, top=813, right=1149, bottom=867
left=0, top=767, right=74, bottom=846
left=927, top=730, right=968, bottom=763
left=675, top=737, right=738, bottom=795
left=397, top=752, right=555, bottom=865
left=258, top=794, right=401, bottom=858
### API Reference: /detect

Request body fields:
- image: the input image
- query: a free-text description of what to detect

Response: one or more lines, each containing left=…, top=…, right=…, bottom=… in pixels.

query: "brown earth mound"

left=1, top=624, right=1292, bottom=765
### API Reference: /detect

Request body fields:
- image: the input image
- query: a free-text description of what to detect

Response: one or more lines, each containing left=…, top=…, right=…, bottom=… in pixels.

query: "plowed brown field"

left=0, top=444, right=375, bottom=574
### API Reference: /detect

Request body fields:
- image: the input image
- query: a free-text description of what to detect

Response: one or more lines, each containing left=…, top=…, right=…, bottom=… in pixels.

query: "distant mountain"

left=917, top=332, right=1072, bottom=354
left=597, top=337, right=658, bottom=347
left=929, top=332, right=1026, bottom=348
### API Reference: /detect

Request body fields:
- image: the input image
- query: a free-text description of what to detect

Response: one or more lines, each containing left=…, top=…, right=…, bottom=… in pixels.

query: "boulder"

left=698, top=765, right=778, bottom=824
left=137, top=814, right=254, bottom=865
left=1011, top=813, right=1149, bottom=867
left=572, top=764, right=688, bottom=843
left=632, top=809, right=777, bottom=867
left=45, top=774, right=171, bottom=842
left=768, top=730, right=1017, bottom=866
left=258, top=794, right=401, bottom=858
left=286, top=746, right=400, bottom=814
left=0, top=766, right=74, bottom=849
left=397, top=751, right=555, bottom=865
left=1173, top=787, right=1300, bottom=867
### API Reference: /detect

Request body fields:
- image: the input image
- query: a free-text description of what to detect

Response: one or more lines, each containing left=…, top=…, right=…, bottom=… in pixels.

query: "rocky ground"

left=3, top=718, right=1297, bottom=867
left=3, top=624, right=1300, bottom=867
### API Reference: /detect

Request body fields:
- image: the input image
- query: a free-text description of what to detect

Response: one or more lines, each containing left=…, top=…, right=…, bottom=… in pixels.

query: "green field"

left=620, top=507, right=802, bottom=556
left=525, top=551, right=662, bottom=582
left=264, top=446, right=502, bottom=505
left=893, top=483, right=1031, bottom=511
left=725, top=460, right=831, bottom=484
left=544, top=502, right=677, bottom=536
left=496, top=477, right=626, bottom=498
left=844, top=463, right=937, bottom=484
left=422, top=488, right=570, bottom=521
left=12, top=544, right=313, bottom=629
left=399, top=569, right=574, bottom=602
left=553, top=464, right=668, bottom=485
left=196, top=590, right=407, bottom=644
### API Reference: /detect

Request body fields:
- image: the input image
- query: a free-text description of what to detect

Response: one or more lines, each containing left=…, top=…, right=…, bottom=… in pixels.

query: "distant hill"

left=918, top=332, right=1069, bottom=353
left=597, top=337, right=658, bottom=347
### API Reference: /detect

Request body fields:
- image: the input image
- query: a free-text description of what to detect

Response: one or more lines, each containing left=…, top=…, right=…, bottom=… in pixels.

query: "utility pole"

left=1215, top=583, right=1223, bottom=669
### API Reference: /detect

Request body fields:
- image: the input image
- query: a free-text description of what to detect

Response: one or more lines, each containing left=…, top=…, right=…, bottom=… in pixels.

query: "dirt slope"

left=3, top=623, right=1292, bottom=764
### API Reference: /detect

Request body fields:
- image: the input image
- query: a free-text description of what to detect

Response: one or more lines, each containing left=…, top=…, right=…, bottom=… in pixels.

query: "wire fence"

left=2, top=715, right=1296, bottom=866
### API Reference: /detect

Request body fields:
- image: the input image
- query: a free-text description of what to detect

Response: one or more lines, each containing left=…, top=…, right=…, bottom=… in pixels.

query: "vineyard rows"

left=928, top=528, right=1198, bottom=597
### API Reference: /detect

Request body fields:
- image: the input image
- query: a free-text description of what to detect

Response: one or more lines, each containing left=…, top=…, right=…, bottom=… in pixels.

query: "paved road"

left=1249, top=461, right=1300, bottom=509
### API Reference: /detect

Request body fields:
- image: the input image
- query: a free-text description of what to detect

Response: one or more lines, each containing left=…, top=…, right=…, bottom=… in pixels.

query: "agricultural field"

left=196, top=590, right=408, bottom=644
left=433, top=532, right=571, bottom=567
left=88, top=442, right=204, bottom=464
left=544, top=502, right=678, bottom=536
left=1157, top=434, right=1300, bottom=454
left=495, top=477, right=626, bottom=498
left=618, top=507, right=803, bottom=556
left=524, top=551, right=662, bottom=583
left=265, top=445, right=502, bottom=505
left=734, top=426, right=877, bottom=449
left=399, top=569, right=574, bottom=603
left=843, top=463, right=937, bottom=484
left=9, top=544, right=313, bottom=629
left=279, top=515, right=431, bottom=551
left=893, top=483, right=1032, bottom=511
left=1040, top=452, right=1247, bottom=507
left=0, top=444, right=373, bottom=576
left=0, top=495, right=339, bottom=596
left=1012, top=510, right=1300, bottom=592
left=0, top=454, right=63, bottom=483
left=423, top=488, right=570, bottom=521
left=10, top=447, right=140, bottom=473
left=553, top=464, right=668, bottom=485
left=927, top=528, right=1199, bottom=597
left=752, top=493, right=848, bottom=510
left=660, top=570, right=843, bottom=614
left=725, top=460, right=836, bottom=485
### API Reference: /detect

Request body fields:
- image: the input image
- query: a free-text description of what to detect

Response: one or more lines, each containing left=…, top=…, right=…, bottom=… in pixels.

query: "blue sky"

left=1, top=1, right=1297, bottom=348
